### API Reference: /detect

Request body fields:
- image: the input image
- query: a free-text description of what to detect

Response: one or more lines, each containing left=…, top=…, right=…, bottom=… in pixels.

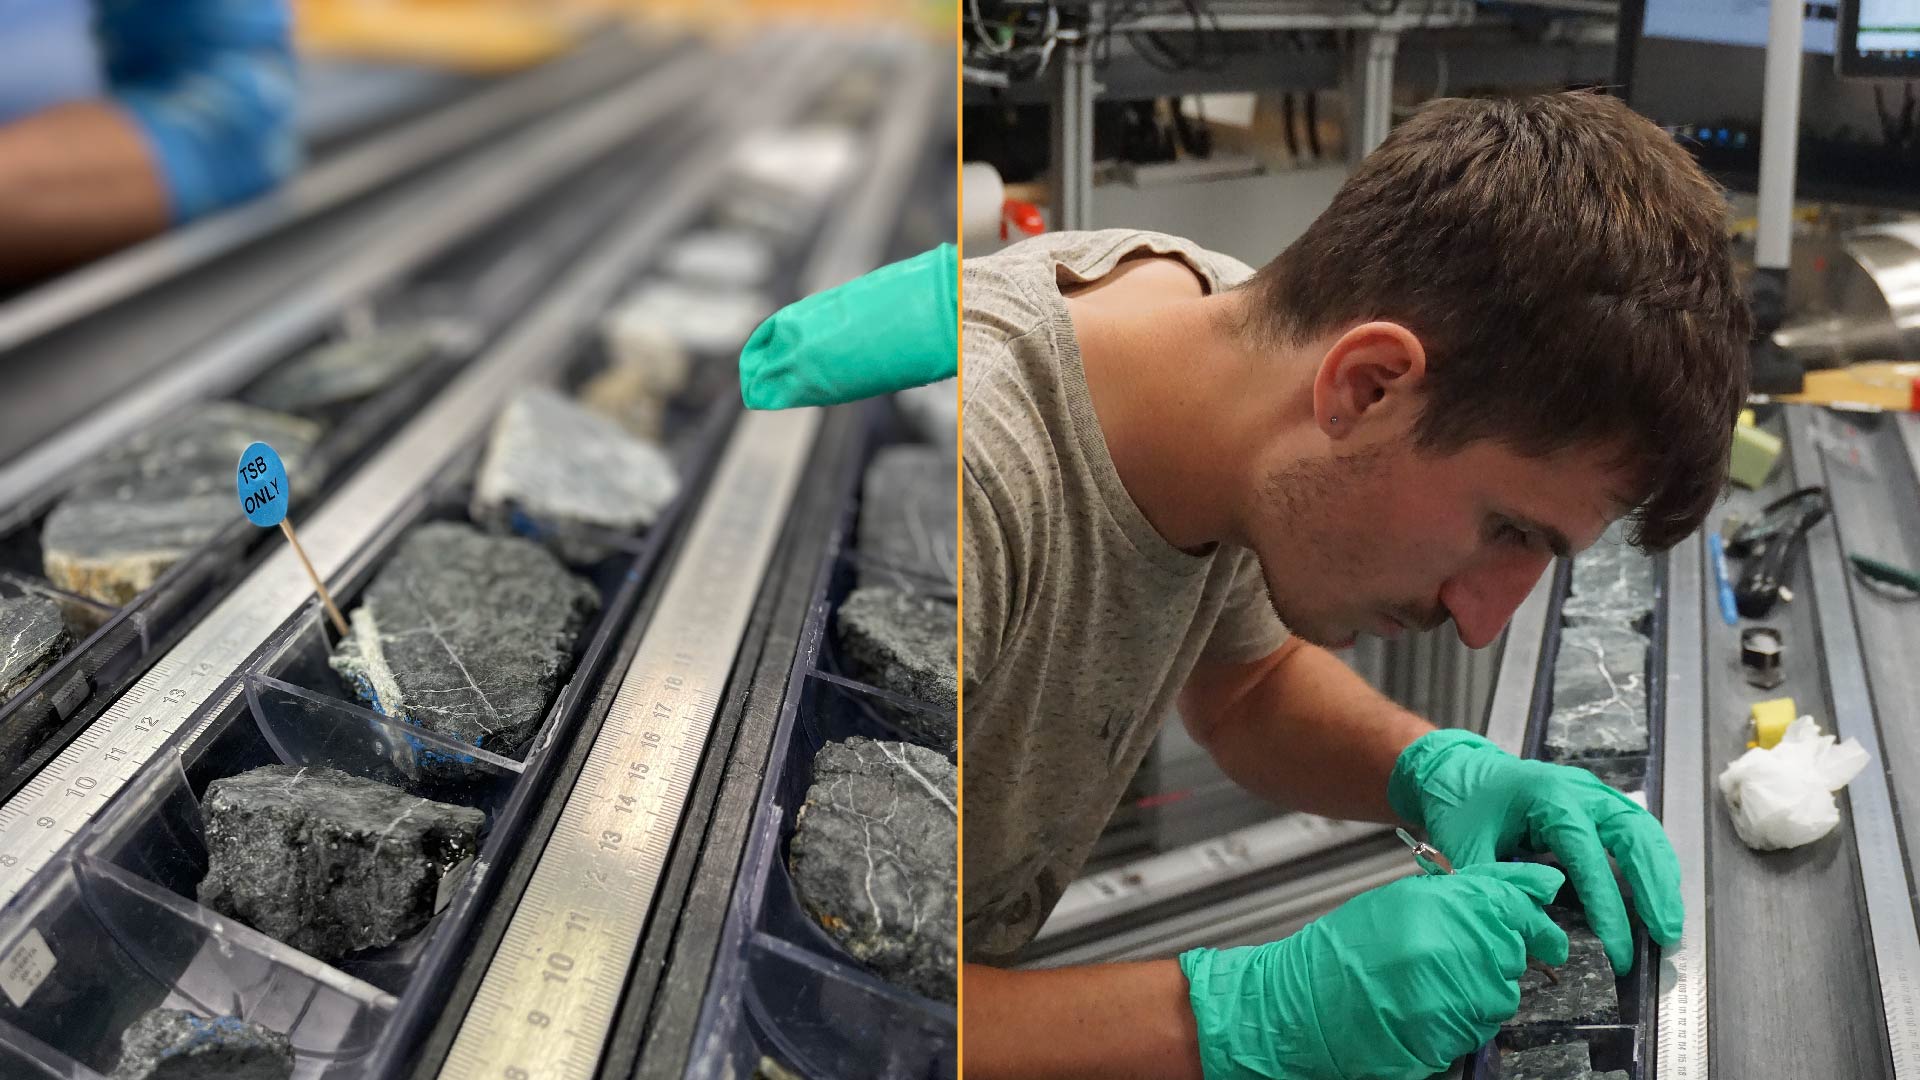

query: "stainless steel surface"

left=1774, top=227, right=1920, bottom=365
left=0, top=36, right=659, bottom=355
left=1788, top=410, right=1920, bottom=1077
left=1038, top=814, right=1392, bottom=941
left=1656, top=531, right=1708, bottom=1080
left=0, top=48, right=719, bottom=519
left=1027, top=841, right=1414, bottom=967
left=1050, top=33, right=1095, bottom=232
left=0, top=37, right=808, bottom=915
left=1482, top=568, right=1555, bottom=754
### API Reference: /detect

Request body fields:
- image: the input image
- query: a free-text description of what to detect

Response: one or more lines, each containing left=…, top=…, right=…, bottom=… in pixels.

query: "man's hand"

left=1182, top=863, right=1569, bottom=1080
left=1388, top=729, right=1684, bottom=972
left=739, top=243, right=957, bottom=410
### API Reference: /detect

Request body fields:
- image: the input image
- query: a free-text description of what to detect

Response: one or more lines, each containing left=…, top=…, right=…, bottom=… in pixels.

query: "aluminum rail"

left=0, top=46, right=719, bottom=518
left=0, top=34, right=823, bottom=915
left=0, top=33, right=661, bottom=355
left=1787, top=411, right=1920, bottom=1078
left=1655, top=530, right=1708, bottom=1080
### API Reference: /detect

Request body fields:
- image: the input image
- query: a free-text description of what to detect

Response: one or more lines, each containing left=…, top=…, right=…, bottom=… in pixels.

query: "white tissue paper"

left=1718, top=717, right=1871, bottom=850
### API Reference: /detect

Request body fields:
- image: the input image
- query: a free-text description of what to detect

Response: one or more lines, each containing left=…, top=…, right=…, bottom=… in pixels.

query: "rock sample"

left=578, top=364, right=667, bottom=441
left=720, top=126, right=861, bottom=241
left=243, top=328, right=439, bottom=413
left=598, top=309, right=692, bottom=400
left=330, top=523, right=598, bottom=771
left=0, top=594, right=68, bottom=700
left=661, top=229, right=775, bottom=288
left=856, top=446, right=957, bottom=592
left=605, top=280, right=772, bottom=356
left=41, top=403, right=320, bottom=605
left=472, top=388, right=680, bottom=564
left=112, top=1007, right=294, bottom=1080
left=198, top=765, right=484, bottom=962
left=834, top=587, right=957, bottom=749
left=789, top=737, right=956, bottom=1001
left=1544, top=624, right=1649, bottom=761
left=1568, top=754, right=1649, bottom=796
left=896, top=379, right=957, bottom=453
left=1502, top=1042, right=1593, bottom=1080
left=1510, top=909, right=1619, bottom=1026
left=1562, top=533, right=1654, bottom=627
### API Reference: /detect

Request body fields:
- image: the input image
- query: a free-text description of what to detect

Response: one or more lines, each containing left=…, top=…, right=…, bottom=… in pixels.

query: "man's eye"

left=1498, top=523, right=1532, bottom=548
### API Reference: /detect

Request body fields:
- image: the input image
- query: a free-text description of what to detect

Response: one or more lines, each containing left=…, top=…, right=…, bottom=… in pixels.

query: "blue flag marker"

left=236, top=442, right=348, bottom=636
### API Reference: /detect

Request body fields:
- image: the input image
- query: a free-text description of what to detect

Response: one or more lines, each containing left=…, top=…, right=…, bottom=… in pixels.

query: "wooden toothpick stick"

left=281, top=518, right=348, bottom=637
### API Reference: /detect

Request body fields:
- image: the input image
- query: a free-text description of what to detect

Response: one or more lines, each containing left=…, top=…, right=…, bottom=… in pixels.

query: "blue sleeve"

left=94, top=0, right=300, bottom=223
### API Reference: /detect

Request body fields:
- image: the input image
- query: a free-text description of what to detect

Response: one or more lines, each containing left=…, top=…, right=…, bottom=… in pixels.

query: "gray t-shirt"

left=962, top=230, right=1290, bottom=963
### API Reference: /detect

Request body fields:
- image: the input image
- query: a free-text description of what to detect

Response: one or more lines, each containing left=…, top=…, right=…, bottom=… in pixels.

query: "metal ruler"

left=0, top=37, right=828, bottom=911
left=436, top=407, right=821, bottom=1080
left=1656, top=532, right=1709, bottom=1080
left=1789, top=411, right=1920, bottom=1077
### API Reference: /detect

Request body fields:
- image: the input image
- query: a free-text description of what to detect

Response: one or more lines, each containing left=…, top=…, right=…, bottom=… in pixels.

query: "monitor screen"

left=1622, top=0, right=1920, bottom=207
left=1839, top=0, right=1920, bottom=76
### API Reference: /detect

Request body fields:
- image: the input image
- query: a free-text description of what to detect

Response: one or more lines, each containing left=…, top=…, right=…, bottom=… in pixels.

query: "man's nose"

left=1439, top=551, right=1555, bottom=649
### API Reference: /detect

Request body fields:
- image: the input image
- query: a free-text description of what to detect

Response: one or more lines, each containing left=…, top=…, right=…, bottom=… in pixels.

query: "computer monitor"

left=1620, top=0, right=1920, bottom=208
left=1839, top=0, right=1920, bottom=77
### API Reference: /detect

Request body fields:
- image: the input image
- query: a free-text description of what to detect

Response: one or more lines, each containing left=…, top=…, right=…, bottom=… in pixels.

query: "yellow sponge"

left=1739, top=408, right=1756, bottom=428
left=1730, top=423, right=1783, bottom=489
left=1750, top=697, right=1797, bottom=749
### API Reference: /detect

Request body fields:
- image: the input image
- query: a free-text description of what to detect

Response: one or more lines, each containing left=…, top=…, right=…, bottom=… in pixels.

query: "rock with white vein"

left=330, top=523, right=598, bottom=777
left=472, top=388, right=680, bottom=564
left=788, top=738, right=957, bottom=1000
left=1543, top=624, right=1649, bottom=760
left=198, top=765, right=484, bottom=961
left=856, top=446, right=956, bottom=592
left=0, top=594, right=68, bottom=701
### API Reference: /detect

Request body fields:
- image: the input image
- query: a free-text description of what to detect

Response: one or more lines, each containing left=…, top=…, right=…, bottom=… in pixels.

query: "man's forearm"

left=1184, top=642, right=1434, bottom=823
left=0, top=101, right=170, bottom=283
left=964, top=961, right=1203, bottom=1080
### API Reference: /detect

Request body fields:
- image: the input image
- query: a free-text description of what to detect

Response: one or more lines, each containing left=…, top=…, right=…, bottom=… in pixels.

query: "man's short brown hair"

left=1241, top=90, right=1750, bottom=551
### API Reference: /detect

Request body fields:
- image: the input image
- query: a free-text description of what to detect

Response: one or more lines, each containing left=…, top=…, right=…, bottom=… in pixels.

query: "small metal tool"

left=1395, top=828, right=1560, bottom=985
left=1741, top=626, right=1786, bottom=689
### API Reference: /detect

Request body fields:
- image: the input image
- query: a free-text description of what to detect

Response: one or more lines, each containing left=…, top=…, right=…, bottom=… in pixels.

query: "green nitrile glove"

left=739, top=243, right=958, bottom=410
left=1179, top=863, right=1570, bottom=1080
left=1388, top=729, right=1684, bottom=974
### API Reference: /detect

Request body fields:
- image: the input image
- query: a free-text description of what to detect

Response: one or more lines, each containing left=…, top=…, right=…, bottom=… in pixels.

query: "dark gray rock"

left=112, top=1007, right=294, bottom=1080
left=41, top=402, right=320, bottom=605
left=0, top=594, right=68, bottom=700
left=1502, top=1042, right=1592, bottom=1080
left=243, top=328, right=439, bottom=413
left=198, top=765, right=484, bottom=962
left=895, top=380, right=957, bottom=454
left=471, top=388, right=680, bottom=563
left=856, top=446, right=956, bottom=593
left=789, top=737, right=956, bottom=1001
left=330, top=523, right=598, bottom=773
left=1544, top=624, right=1649, bottom=760
left=1562, top=532, right=1654, bottom=627
left=1510, top=910, right=1619, bottom=1026
left=834, top=587, right=956, bottom=749
left=1562, top=753, right=1649, bottom=796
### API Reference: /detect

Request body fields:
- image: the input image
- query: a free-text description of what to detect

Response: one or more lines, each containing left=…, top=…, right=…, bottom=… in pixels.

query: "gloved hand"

left=739, top=243, right=957, bottom=410
left=1388, top=729, right=1684, bottom=973
left=1180, top=863, right=1569, bottom=1080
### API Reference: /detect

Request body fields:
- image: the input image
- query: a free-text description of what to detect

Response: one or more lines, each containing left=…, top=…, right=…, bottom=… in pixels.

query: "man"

left=0, top=0, right=298, bottom=284
left=962, top=92, right=1747, bottom=1078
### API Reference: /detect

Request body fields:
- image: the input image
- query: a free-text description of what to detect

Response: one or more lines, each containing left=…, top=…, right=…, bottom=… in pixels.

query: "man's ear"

left=1311, top=321, right=1427, bottom=439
